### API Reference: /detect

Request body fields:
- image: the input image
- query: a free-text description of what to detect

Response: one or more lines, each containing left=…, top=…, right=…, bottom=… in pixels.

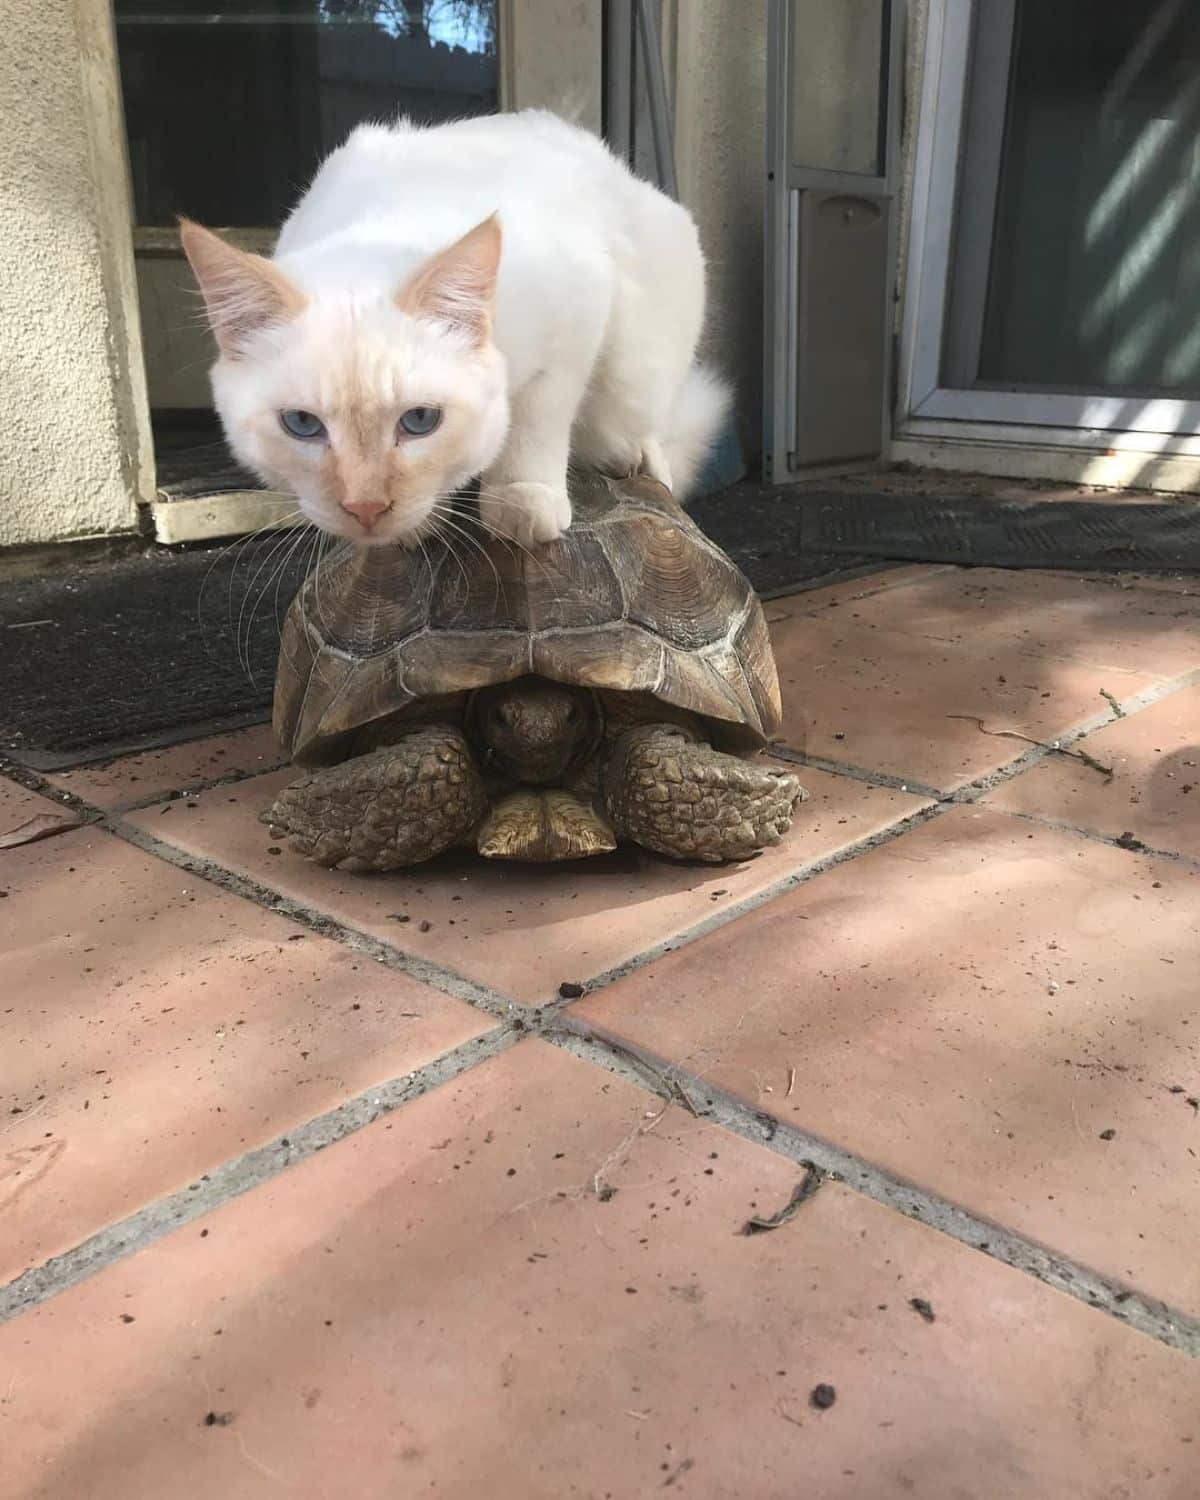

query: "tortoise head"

left=472, top=678, right=599, bottom=785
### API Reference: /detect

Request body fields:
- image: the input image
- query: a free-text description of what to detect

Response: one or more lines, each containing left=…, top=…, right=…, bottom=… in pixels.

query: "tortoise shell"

left=273, top=472, right=782, bottom=765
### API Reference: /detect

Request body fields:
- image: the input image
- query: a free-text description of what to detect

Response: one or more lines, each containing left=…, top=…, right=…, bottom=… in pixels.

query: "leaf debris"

left=741, top=1162, right=823, bottom=1235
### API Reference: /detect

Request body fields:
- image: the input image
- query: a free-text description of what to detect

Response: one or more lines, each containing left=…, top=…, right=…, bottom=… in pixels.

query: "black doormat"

left=3, top=485, right=1195, bottom=772
left=0, top=537, right=317, bottom=771
left=0, top=500, right=874, bottom=771
left=786, top=489, right=1200, bottom=571
left=690, top=484, right=877, bottom=596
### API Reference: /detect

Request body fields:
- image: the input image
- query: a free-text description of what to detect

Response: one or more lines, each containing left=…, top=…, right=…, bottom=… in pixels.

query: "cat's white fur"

left=181, top=109, right=729, bottom=547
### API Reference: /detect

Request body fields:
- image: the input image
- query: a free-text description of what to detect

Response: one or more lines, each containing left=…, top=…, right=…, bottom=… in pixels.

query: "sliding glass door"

left=904, top=0, right=1200, bottom=438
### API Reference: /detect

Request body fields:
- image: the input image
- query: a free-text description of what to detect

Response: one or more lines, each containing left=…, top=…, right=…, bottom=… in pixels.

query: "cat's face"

left=181, top=217, right=509, bottom=546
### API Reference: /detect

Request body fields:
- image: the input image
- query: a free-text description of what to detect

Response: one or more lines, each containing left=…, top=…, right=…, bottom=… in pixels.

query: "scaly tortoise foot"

left=260, top=726, right=486, bottom=871
left=604, top=724, right=805, bottom=863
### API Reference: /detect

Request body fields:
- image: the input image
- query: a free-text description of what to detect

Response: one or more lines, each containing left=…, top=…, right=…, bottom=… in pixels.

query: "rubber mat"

left=0, top=537, right=317, bottom=770
left=691, top=484, right=876, bottom=596
left=792, top=491, right=1200, bottom=570
left=0, top=501, right=872, bottom=770
left=4, top=487, right=1194, bottom=771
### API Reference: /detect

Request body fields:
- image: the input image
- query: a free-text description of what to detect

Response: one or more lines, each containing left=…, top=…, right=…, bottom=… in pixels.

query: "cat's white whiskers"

left=196, top=509, right=304, bottom=668
left=237, top=520, right=309, bottom=682
left=269, top=521, right=317, bottom=654
left=427, top=503, right=505, bottom=609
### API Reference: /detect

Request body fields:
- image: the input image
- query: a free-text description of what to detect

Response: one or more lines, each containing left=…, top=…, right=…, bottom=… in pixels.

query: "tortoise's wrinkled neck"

left=472, top=678, right=599, bottom=785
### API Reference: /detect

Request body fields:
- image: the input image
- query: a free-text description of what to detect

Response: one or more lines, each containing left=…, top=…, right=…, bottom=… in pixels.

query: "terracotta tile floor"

left=2, top=562, right=1198, bottom=1498
left=45, top=724, right=283, bottom=811
left=123, top=765, right=929, bottom=1004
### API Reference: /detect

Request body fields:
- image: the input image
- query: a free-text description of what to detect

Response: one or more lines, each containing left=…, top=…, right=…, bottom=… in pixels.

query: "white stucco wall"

left=0, top=0, right=150, bottom=548
left=669, top=0, right=769, bottom=456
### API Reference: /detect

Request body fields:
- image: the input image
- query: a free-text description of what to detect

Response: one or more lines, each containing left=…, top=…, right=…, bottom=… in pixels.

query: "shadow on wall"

left=663, top=0, right=769, bottom=461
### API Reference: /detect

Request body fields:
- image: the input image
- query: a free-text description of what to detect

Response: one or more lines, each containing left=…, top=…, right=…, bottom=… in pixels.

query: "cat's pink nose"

left=341, top=497, right=392, bottom=530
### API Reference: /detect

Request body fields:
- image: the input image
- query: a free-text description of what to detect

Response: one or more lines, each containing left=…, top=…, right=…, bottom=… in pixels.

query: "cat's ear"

left=398, top=214, right=501, bottom=345
left=179, top=219, right=306, bottom=357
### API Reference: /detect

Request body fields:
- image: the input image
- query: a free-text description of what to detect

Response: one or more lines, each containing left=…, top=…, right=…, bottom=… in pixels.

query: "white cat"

left=181, top=109, right=729, bottom=548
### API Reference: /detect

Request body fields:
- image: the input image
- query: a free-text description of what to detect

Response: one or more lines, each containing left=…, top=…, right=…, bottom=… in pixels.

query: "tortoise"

left=262, top=471, right=805, bottom=868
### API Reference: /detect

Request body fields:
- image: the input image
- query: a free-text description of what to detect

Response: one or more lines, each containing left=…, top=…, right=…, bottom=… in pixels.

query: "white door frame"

left=897, top=0, right=1200, bottom=449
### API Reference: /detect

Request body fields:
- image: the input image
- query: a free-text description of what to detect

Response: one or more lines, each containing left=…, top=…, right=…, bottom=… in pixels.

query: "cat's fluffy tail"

left=662, top=364, right=734, bottom=502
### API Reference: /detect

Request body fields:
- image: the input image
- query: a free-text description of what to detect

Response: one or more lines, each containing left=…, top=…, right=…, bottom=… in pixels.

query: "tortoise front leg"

left=604, top=725, right=805, bottom=863
left=260, top=726, right=487, bottom=871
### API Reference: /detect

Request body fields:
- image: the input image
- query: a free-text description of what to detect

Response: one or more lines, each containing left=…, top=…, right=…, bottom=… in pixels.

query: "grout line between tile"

left=4, top=660, right=1200, bottom=1348
left=107, top=813, right=523, bottom=1020
left=948, top=666, right=1200, bottom=805
left=552, top=658, right=1200, bottom=1011
left=767, top=664, right=1200, bottom=814
left=0, top=749, right=522, bottom=1022
left=543, top=660, right=1199, bottom=1006
left=0, top=1024, right=522, bottom=1326
left=542, top=1017, right=1200, bottom=1360
left=990, top=807, right=1200, bottom=871
left=108, top=759, right=289, bottom=814
left=0, top=750, right=288, bottom=817
left=767, top=744, right=946, bottom=801
left=0, top=756, right=108, bottom=812
left=543, top=799, right=946, bottom=1011
left=9, top=996, right=1198, bottom=1364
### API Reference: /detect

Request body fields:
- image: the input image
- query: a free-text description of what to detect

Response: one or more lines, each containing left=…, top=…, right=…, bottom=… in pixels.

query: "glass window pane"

left=789, top=0, right=886, bottom=176
left=979, top=0, right=1200, bottom=393
left=115, top=1, right=499, bottom=227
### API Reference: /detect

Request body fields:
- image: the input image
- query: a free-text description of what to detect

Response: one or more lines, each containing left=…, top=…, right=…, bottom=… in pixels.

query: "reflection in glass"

left=788, top=0, right=885, bottom=176
left=115, top=2, right=499, bottom=226
left=979, top=0, right=1200, bottom=393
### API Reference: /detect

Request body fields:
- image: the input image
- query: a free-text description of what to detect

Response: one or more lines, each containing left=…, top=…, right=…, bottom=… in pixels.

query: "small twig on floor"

left=0, top=810, right=87, bottom=849
left=1069, top=746, right=1115, bottom=779
left=946, top=716, right=1113, bottom=780
left=786, top=1067, right=796, bottom=1099
left=741, top=1161, right=823, bottom=1235
left=561, top=1029, right=714, bottom=1119
left=1099, top=688, right=1126, bottom=720
left=777, top=1400, right=806, bottom=1429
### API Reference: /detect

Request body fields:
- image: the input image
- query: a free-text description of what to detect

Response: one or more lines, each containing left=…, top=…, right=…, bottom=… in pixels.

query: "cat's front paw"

left=479, top=482, right=572, bottom=547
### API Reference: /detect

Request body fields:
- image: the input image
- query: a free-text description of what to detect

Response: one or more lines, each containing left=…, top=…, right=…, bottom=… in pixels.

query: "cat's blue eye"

left=279, top=409, right=326, bottom=440
left=398, top=406, right=442, bottom=438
